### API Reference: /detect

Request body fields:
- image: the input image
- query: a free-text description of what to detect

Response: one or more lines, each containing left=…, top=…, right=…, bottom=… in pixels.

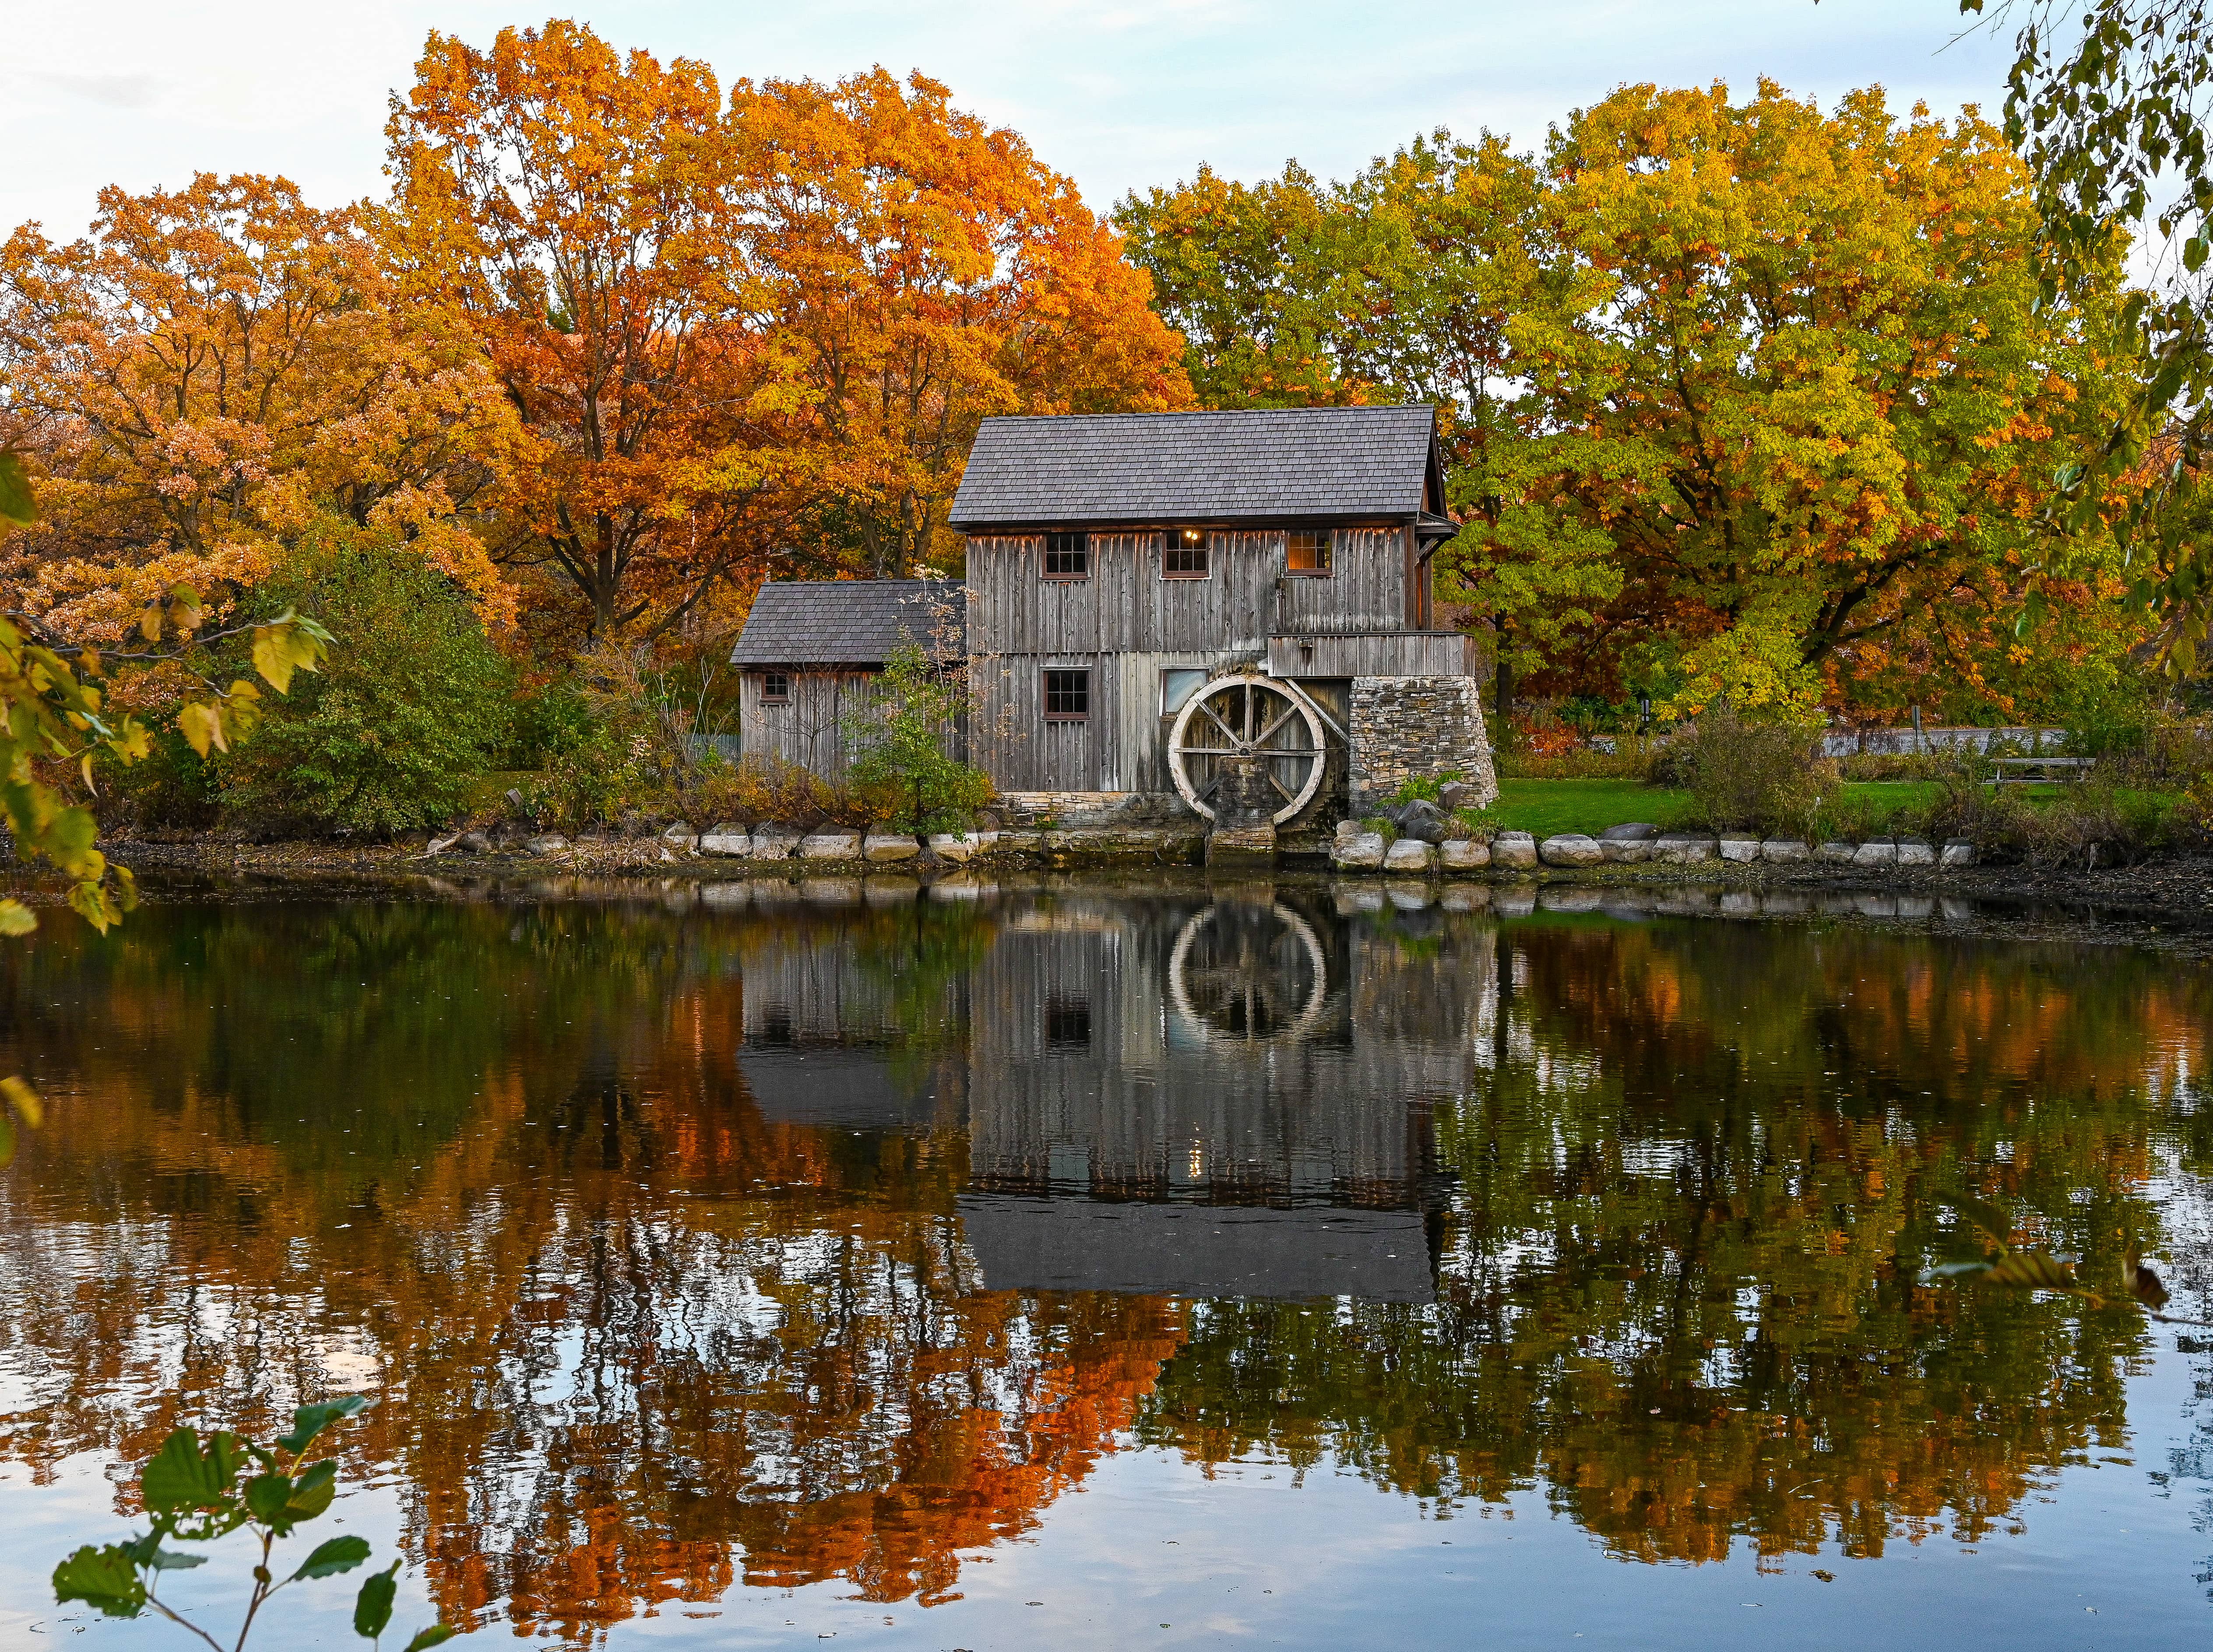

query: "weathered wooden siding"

left=738, top=669, right=872, bottom=779
left=968, top=527, right=1414, bottom=656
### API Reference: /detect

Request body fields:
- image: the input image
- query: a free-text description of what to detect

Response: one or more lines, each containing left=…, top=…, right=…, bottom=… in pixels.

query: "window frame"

left=1161, top=527, right=1211, bottom=580
left=1286, top=528, right=1334, bottom=577
left=760, top=670, right=791, bottom=705
left=1041, top=667, right=1091, bottom=721
left=1041, top=531, right=1091, bottom=581
left=1159, top=666, right=1208, bottom=720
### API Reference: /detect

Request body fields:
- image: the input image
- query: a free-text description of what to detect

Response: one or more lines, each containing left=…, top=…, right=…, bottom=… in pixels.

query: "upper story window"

left=1163, top=527, right=1210, bottom=579
left=1042, top=531, right=1090, bottom=580
left=760, top=671, right=790, bottom=704
left=1287, top=530, right=1333, bottom=576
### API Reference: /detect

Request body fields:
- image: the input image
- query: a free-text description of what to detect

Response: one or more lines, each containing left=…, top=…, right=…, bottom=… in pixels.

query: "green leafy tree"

left=217, top=523, right=511, bottom=835
left=52, top=1396, right=452, bottom=1652
left=842, top=637, right=989, bottom=836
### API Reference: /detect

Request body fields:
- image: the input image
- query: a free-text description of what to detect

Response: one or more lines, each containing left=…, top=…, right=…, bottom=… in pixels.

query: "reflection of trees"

left=1136, top=917, right=2208, bottom=1566
left=2, top=897, right=2210, bottom=1635
left=0, top=897, right=1182, bottom=1642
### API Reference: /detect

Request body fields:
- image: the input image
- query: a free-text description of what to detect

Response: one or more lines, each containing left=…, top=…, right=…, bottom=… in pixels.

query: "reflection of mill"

left=958, top=890, right=1486, bottom=1303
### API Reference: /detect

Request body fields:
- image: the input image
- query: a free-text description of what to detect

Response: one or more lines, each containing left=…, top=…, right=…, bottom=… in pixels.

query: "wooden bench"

left=1987, top=756, right=2092, bottom=784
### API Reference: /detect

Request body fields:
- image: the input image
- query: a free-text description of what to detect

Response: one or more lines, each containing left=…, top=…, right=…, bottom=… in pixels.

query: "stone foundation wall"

left=1348, top=676, right=1499, bottom=814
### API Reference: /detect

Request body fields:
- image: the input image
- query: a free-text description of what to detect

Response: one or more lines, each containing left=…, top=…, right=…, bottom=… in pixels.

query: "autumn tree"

left=0, top=174, right=520, bottom=642
left=383, top=21, right=774, bottom=643
left=1118, top=137, right=1614, bottom=718
left=728, top=68, right=1189, bottom=580
left=1449, top=81, right=2139, bottom=718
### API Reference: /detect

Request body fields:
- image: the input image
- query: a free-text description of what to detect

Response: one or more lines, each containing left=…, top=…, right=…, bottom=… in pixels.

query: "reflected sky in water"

left=2, top=875, right=2212, bottom=1648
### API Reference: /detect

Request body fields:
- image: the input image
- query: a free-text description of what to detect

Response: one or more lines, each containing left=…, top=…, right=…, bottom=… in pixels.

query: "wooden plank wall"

left=738, top=670, right=871, bottom=779
left=969, top=527, right=1414, bottom=655
left=966, top=528, right=1416, bottom=794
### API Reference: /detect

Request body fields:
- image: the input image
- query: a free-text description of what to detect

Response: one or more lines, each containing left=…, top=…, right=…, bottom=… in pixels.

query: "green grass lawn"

left=1483, top=777, right=2067, bottom=839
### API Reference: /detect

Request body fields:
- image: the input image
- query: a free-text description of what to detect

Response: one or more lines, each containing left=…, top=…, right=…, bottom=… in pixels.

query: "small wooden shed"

left=729, top=579, right=964, bottom=780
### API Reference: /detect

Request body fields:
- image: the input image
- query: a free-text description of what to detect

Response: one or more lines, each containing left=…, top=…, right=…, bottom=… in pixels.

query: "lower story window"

left=760, top=671, right=790, bottom=703
left=1043, top=668, right=1091, bottom=720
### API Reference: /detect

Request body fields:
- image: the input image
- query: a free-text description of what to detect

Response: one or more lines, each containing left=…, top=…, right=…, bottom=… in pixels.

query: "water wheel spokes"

left=1166, top=672, right=1329, bottom=825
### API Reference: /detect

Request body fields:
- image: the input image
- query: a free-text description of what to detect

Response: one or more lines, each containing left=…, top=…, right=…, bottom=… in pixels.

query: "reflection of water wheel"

left=1167, top=673, right=1326, bottom=824
left=1167, top=902, right=1330, bottom=1044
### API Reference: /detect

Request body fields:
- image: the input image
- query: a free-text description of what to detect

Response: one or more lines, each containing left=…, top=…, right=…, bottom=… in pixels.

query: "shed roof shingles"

left=948, top=405, right=1437, bottom=528
left=730, top=580, right=964, bottom=667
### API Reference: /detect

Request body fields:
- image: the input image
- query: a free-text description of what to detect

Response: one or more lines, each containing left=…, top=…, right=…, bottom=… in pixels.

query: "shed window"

left=1043, top=668, right=1091, bottom=720
left=1163, top=527, right=1210, bottom=578
left=760, top=671, right=790, bottom=704
left=1288, top=530, right=1333, bottom=575
left=1045, top=995, right=1093, bottom=1048
left=1042, top=532, right=1090, bottom=580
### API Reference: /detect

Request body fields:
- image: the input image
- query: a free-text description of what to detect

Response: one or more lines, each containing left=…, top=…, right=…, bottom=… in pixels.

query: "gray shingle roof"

left=730, top=580, right=964, bottom=668
left=947, top=405, right=1440, bottom=530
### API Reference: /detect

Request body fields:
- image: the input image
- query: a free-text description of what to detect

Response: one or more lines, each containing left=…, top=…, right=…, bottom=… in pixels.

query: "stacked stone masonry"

left=1348, top=675, right=1500, bottom=814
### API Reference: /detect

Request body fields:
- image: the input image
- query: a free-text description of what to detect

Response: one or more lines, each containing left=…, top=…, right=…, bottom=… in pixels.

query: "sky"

left=4, top=0, right=2019, bottom=239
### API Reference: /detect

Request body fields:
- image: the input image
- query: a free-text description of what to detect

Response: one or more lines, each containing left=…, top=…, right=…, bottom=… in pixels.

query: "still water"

left=2, top=876, right=2211, bottom=1649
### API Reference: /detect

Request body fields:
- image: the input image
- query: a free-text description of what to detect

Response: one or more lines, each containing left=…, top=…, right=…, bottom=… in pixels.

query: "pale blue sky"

left=6, top=1, right=2015, bottom=239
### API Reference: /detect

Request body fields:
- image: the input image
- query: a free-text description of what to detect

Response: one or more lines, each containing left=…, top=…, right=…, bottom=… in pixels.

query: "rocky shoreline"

left=1326, top=821, right=1979, bottom=873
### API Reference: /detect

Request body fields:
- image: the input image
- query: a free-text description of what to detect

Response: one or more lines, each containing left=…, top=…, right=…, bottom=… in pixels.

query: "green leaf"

left=120, top=1532, right=207, bottom=1571
left=0, top=452, right=35, bottom=529
left=275, top=1395, right=369, bottom=1456
left=245, top=1472, right=297, bottom=1527
left=52, top=1545, right=147, bottom=1617
left=141, top=1428, right=248, bottom=1514
left=1982, top=1251, right=2083, bottom=1290
left=355, top=1561, right=400, bottom=1641
left=293, top=1535, right=373, bottom=1582
left=401, top=1627, right=457, bottom=1652
left=287, top=1459, right=338, bottom=1521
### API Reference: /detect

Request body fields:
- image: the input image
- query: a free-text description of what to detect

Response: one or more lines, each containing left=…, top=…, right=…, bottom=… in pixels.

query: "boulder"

left=1816, top=842, right=1858, bottom=865
left=1439, top=838, right=1491, bottom=870
left=1851, top=840, right=1899, bottom=867
left=1650, top=836, right=1717, bottom=865
left=928, top=832, right=982, bottom=864
left=1539, top=833, right=1604, bottom=868
left=523, top=833, right=569, bottom=855
left=747, top=832, right=799, bottom=860
left=1759, top=839, right=1811, bottom=863
left=1491, top=831, right=1539, bottom=869
left=1599, top=838, right=1651, bottom=864
left=1439, top=780, right=1486, bottom=815
left=863, top=834, right=922, bottom=863
left=799, top=831, right=862, bottom=860
left=661, top=822, right=699, bottom=849
left=1334, top=819, right=1362, bottom=841
left=1718, top=835, right=1761, bottom=863
left=699, top=823, right=751, bottom=856
left=1895, top=840, right=1937, bottom=867
left=1331, top=832, right=1388, bottom=869
left=1390, top=798, right=1450, bottom=844
left=1600, top=822, right=1661, bottom=841
left=1940, top=839, right=1977, bottom=868
left=1383, top=838, right=1436, bottom=872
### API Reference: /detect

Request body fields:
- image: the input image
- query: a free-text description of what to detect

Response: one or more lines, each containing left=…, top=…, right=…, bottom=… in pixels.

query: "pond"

left=2, top=876, right=2211, bottom=1650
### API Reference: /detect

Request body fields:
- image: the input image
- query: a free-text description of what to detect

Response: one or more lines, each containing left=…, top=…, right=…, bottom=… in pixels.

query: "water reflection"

left=0, top=879, right=2209, bottom=1642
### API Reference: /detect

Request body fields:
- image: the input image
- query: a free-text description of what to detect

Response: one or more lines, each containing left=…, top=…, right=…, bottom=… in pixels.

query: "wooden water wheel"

left=1166, top=900, right=1331, bottom=1044
left=1165, top=672, right=1327, bottom=825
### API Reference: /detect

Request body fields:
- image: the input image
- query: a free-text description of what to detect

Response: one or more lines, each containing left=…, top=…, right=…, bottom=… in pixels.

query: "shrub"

left=219, top=528, right=512, bottom=835
left=1660, top=706, right=1835, bottom=836
left=843, top=640, right=991, bottom=834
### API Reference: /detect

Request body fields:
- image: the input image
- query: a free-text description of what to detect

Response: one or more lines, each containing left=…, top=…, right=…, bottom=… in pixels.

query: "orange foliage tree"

left=728, top=68, right=1190, bottom=579
left=383, top=21, right=774, bottom=642
left=0, top=174, right=520, bottom=642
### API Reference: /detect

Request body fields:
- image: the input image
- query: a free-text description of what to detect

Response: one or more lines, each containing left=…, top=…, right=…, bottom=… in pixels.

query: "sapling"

left=51, top=1396, right=453, bottom=1652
